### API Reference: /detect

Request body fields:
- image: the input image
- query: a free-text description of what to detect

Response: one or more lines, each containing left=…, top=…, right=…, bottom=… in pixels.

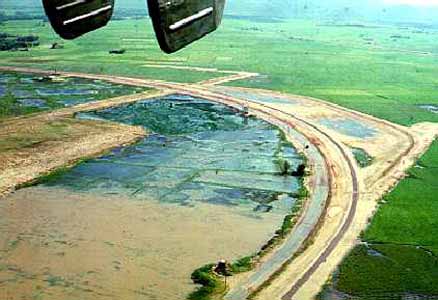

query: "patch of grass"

left=0, top=116, right=82, bottom=150
left=45, top=275, right=65, bottom=287
left=188, top=264, right=225, bottom=300
left=274, top=158, right=292, bottom=176
left=229, top=256, right=255, bottom=274
left=352, top=147, right=373, bottom=168
left=0, top=120, right=71, bottom=152
left=328, top=140, right=438, bottom=298
left=0, top=91, right=44, bottom=118
left=335, top=244, right=438, bottom=297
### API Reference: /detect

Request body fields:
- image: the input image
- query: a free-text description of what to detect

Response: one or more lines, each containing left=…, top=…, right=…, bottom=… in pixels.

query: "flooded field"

left=214, top=87, right=297, bottom=105
left=0, top=72, right=144, bottom=119
left=318, top=118, right=378, bottom=138
left=0, top=95, right=303, bottom=300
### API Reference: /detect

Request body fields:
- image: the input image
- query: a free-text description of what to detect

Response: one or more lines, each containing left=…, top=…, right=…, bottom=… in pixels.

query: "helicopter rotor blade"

left=42, top=0, right=115, bottom=39
left=147, top=0, right=226, bottom=53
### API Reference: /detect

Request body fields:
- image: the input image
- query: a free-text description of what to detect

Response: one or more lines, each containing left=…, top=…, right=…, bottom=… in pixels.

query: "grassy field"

left=321, top=140, right=438, bottom=299
left=2, top=18, right=438, bottom=125
left=0, top=19, right=225, bottom=83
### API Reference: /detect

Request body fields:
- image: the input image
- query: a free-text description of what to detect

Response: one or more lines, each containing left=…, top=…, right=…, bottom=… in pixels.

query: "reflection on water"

left=319, top=118, right=378, bottom=138
left=0, top=95, right=303, bottom=300
left=215, top=87, right=297, bottom=105
left=61, top=94, right=303, bottom=211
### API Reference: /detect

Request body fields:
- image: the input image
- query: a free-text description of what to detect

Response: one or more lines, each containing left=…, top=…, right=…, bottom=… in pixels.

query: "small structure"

left=292, top=164, right=306, bottom=177
left=50, top=42, right=64, bottom=49
left=214, top=259, right=228, bottom=276
left=109, top=49, right=126, bottom=54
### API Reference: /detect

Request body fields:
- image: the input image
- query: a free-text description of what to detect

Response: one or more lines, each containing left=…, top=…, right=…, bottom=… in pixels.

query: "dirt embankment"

left=0, top=116, right=147, bottom=198
left=0, top=92, right=174, bottom=199
left=0, top=86, right=171, bottom=198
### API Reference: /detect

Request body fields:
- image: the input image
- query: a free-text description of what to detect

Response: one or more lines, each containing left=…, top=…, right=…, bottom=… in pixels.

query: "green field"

left=2, top=17, right=438, bottom=125
left=320, top=140, right=438, bottom=299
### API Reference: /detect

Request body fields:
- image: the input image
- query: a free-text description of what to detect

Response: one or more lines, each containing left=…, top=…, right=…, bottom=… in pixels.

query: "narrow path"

left=222, top=93, right=359, bottom=300
left=198, top=72, right=259, bottom=86
left=282, top=133, right=359, bottom=300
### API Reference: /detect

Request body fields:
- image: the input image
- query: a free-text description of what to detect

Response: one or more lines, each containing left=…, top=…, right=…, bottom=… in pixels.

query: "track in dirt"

left=281, top=127, right=359, bottom=300
left=209, top=92, right=360, bottom=300
left=176, top=87, right=359, bottom=300
left=200, top=90, right=415, bottom=300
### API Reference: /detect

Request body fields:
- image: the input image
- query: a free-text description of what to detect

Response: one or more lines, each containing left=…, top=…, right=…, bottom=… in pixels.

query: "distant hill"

left=225, top=0, right=438, bottom=24
left=2, top=0, right=438, bottom=25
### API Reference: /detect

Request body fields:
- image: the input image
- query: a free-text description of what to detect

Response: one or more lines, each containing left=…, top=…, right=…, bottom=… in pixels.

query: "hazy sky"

left=383, top=0, right=438, bottom=6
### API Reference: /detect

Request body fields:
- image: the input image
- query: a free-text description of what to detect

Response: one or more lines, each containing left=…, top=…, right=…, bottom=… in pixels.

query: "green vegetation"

left=352, top=147, right=373, bottom=168
left=333, top=244, right=438, bottom=298
left=2, top=18, right=438, bottom=124
left=274, top=158, right=292, bottom=176
left=322, top=140, right=438, bottom=299
left=0, top=91, right=40, bottom=117
left=0, top=19, right=224, bottom=83
left=0, top=33, right=39, bottom=51
left=229, top=256, right=254, bottom=274
left=17, top=165, right=74, bottom=189
left=0, top=120, right=70, bottom=152
left=189, top=265, right=225, bottom=300
left=189, top=256, right=256, bottom=300
left=189, top=177, right=309, bottom=300
left=45, top=275, right=66, bottom=287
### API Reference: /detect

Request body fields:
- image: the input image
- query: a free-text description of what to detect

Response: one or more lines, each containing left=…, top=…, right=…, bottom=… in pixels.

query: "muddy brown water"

left=0, top=188, right=285, bottom=300
left=0, top=94, right=302, bottom=300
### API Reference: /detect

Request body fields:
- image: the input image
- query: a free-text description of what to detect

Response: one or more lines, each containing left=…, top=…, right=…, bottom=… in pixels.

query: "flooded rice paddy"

left=0, top=72, right=144, bottom=118
left=0, top=94, right=303, bottom=300
left=214, top=87, right=297, bottom=105
left=318, top=118, right=378, bottom=138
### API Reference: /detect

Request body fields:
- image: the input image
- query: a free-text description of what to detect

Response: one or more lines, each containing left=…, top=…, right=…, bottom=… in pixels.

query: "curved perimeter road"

left=175, top=86, right=359, bottom=300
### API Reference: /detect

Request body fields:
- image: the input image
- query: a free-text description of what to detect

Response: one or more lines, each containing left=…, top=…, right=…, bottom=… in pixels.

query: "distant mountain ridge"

left=2, top=0, right=438, bottom=25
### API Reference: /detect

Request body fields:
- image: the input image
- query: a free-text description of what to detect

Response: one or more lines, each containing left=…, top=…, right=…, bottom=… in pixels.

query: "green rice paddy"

left=321, top=140, right=438, bottom=299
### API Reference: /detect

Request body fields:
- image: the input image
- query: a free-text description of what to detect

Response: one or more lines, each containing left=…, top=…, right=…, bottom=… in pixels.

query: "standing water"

left=0, top=94, right=303, bottom=300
